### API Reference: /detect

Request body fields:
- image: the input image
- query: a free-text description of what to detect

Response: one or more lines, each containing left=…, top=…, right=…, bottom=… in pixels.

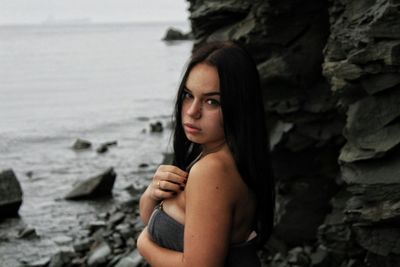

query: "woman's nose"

left=186, top=100, right=202, bottom=119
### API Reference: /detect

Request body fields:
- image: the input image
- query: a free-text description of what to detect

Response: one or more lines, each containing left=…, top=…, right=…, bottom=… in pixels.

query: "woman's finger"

left=159, top=172, right=187, bottom=185
left=154, top=188, right=177, bottom=200
left=155, top=179, right=182, bottom=192
left=158, top=165, right=188, bottom=179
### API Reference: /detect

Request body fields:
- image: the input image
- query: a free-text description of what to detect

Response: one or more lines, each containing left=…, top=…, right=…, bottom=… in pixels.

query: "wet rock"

left=87, top=241, right=112, bottom=267
left=53, top=235, right=73, bottom=246
left=150, top=121, right=163, bottom=133
left=124, top=185, right=144, bottom=203
left=17, top=227, right=38, bottom=239
left=88, top=220, right=107, bottom=233
left=48, top=249, right=76, bottom=267
left=65, top=167, right=116, bottom=200
left=116, top=225, right=135, bottom=241
left=0, top=169, right=23, bottom=218
left=72, top=138, right=92, bottom=150
left=73, top=237, right=94, bottom=253
left=96, top=141, right=118, bottom=154
left=138, top=163, right=149, bottom=168
left=108, top=212, right=125, bottom=228
left=96, top=145, right=109, bottom=154
left=27, top=257, right=51, bottom=267
left=162, top=27, right=192, bottom=41
left=25, top=170, right=34, bottom=178
left=111, top=233, right=124, bottom=249
left=114, top=250, right=143, bottom=267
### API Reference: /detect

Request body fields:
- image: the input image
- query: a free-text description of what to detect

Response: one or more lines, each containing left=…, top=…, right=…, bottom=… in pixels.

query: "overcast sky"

left=0, top=0, right=190, bottom=25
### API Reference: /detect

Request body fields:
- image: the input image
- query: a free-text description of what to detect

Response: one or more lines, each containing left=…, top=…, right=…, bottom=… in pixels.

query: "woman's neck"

left=202, top=141, right=226, bottom=156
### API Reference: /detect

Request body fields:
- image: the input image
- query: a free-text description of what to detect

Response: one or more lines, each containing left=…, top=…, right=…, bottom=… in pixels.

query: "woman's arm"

left=139, top=165, right=188, bottom=224
left=137, top=156, right=237, bottom=267
left=137, top=226, right=184, bottom=266
left=183, top=156, right=235, bottom=266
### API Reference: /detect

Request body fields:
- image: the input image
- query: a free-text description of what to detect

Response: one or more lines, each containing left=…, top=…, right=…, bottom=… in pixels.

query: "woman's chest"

left=162, top=190, right=186, bottom=224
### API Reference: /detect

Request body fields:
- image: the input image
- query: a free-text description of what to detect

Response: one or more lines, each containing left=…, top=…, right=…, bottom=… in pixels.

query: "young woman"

left=137, top=41, right=275, bottom=267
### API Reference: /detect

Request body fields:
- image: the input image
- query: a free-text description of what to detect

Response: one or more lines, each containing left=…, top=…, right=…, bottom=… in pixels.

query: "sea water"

left=0, top=21, right=192, bottom=265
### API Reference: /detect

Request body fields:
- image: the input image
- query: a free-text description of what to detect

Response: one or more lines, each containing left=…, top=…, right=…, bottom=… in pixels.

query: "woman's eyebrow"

left=184, top=86, right=220, bottom=96
left=203, top=92, right=220, bottom=96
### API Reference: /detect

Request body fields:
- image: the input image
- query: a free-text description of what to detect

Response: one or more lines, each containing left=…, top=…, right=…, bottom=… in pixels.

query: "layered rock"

left=321, top=0, right=400, bottom=265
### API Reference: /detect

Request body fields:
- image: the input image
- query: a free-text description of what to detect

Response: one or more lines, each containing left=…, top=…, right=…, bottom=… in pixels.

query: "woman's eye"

left=206, top=99, right=220, bottom=106
left=183, top=91, right=193, bottom=99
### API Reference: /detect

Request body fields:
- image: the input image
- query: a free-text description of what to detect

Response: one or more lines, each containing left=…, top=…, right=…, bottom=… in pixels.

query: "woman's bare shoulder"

left=187, top=150, right=240, bottom=193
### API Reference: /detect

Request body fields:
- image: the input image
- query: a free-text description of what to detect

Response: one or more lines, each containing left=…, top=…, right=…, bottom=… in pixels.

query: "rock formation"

left=0, top=169, right=23, bottom=218
left=65, top=167, right=116, bottom=200
left=185, top=0, right=400, bottom=266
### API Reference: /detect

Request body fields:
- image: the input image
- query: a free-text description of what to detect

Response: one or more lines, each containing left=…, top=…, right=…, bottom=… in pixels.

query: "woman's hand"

left=148, top=165, right=188, bottom=201
left=140, top=165, right=188, bottom=224
left=137, top=226, right=184, bottom=266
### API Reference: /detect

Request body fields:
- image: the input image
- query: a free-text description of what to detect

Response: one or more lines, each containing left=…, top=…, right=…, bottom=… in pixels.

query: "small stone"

left=53, top=235, right=73, bottom=245
left=112, top=233, right=124, bottom=248
left=114, top=250, right=143, bottom=267
left=116, top=223, right=135, bottom=240
left=25, top=171, right=34, bottom=178
left=87, top=242, right=112, bottom=267
left=96, top=145, right=108, bottom=154
left=109, top=212, right=125, bottom=227
left=48, top=249, right=76, bottom=267
left=73, top=237, right=93, bottom=253
left=98, top=212, right=109, bottom=220
left=72, top=139, right=92, bottom=150
left=96, top=141, right=118, bottom=154
left=26, top=257, right=51, bottom=267
left=138, top=163, right=149, bottom=168
left=17, top=227, right=38, bottom=239
left=88, top=220, right=107, bottom=233
left=150, top=121, right=163, bottom=133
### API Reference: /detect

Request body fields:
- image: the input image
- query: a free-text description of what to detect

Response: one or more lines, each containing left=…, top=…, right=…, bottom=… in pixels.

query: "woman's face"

left=181, top=63, right=225, bottom=150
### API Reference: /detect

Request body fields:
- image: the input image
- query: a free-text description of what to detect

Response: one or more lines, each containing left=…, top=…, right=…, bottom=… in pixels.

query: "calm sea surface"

left=0, top=22, right=192, bottom=266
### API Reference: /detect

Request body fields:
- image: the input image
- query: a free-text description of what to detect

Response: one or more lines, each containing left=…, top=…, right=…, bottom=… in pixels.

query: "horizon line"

left=0, top=19, right=190, bottom=28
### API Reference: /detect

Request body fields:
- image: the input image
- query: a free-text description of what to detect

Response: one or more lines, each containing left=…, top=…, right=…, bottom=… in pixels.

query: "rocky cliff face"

left=186, top=0, right=400, bottom=266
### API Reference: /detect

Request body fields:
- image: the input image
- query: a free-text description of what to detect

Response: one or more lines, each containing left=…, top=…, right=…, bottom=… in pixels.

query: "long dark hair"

left=173, top=41, right=275, bottom=247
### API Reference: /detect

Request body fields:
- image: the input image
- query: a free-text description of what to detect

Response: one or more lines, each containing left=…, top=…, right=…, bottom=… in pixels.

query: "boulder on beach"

left=0, top=169, right=23, bottom=218
left=65, top=168, right=116, bottom=200
left=72, top=138, right=92, bottom=150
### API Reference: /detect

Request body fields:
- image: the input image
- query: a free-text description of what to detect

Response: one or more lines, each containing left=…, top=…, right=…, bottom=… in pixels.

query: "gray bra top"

left=147, top=204, right=261, bottom=267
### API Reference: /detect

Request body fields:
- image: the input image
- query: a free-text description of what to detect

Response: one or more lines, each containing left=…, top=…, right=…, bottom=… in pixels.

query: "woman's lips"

left=183, top=123, right=201, bottom=134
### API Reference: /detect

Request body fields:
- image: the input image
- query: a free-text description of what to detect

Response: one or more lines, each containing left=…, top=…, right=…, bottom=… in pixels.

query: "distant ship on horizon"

left=42, top=16, right=92, bottom=25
